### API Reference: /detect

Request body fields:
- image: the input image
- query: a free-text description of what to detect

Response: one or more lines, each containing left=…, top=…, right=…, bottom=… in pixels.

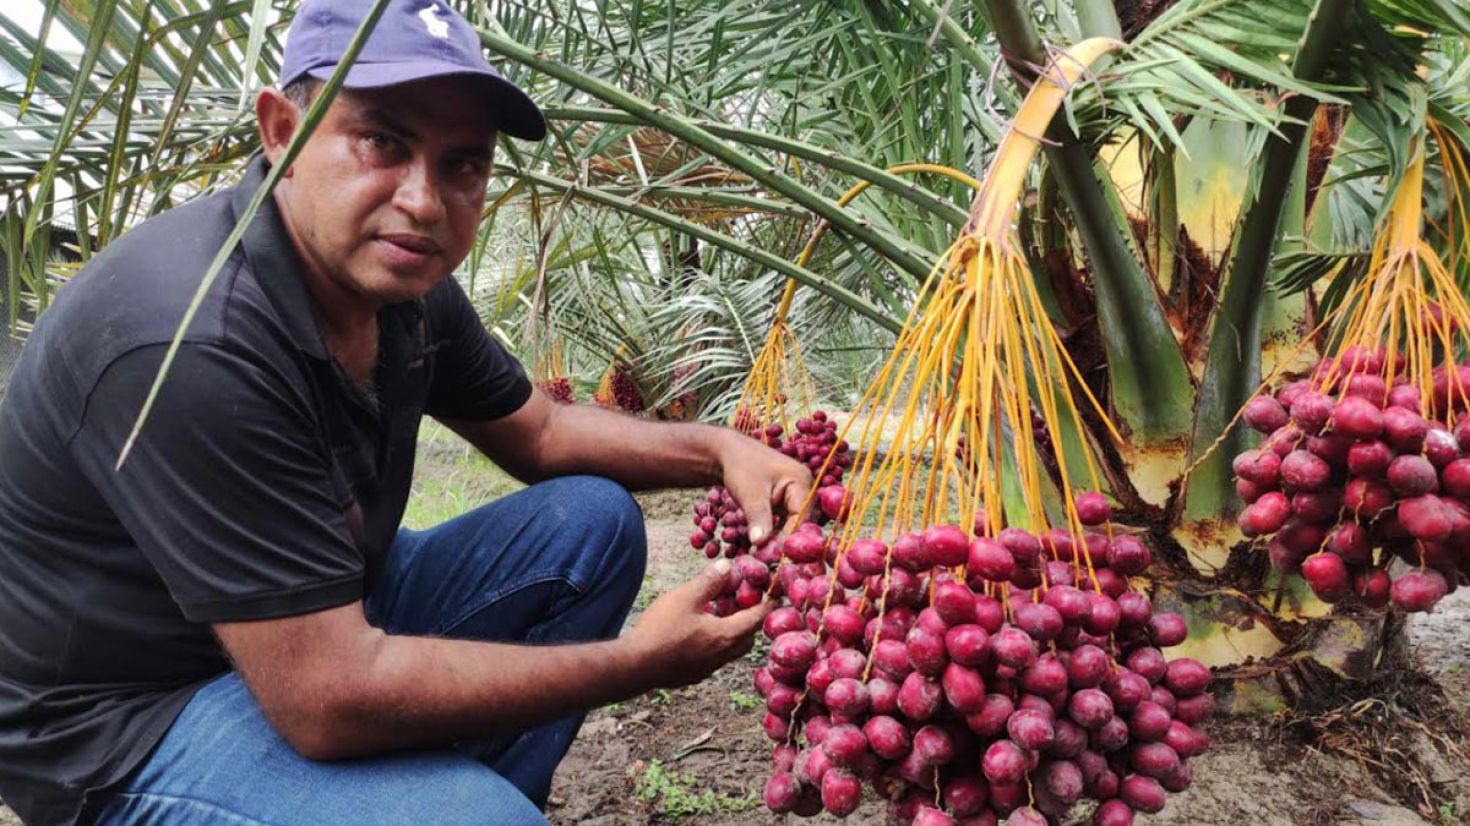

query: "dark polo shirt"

left=0, top=157, right=531, bottom=825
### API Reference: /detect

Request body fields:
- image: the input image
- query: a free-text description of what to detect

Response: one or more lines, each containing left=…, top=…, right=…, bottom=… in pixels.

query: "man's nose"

left=392, top=159, right=446, bottom=225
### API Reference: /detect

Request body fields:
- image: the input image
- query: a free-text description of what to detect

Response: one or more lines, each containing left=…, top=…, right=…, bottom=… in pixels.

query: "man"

left=0, top=1, right=810, bottom=823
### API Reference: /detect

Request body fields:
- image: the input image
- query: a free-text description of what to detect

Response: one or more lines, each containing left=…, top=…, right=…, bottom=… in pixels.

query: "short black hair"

left=281, top=77, right=321, bottom=110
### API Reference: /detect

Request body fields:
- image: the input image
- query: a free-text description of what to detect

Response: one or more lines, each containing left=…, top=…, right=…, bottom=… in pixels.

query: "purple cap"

left=280, top=0, right=545, bottom=140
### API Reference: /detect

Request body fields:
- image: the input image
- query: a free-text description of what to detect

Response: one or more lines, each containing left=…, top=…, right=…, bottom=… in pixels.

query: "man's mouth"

left=379, top=234, right=442, bottom=256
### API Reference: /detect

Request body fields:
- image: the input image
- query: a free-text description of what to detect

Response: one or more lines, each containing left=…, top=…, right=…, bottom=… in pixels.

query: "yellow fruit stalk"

left=734, top=164, right=983, bottom=436
left=788, top=37, right=1127, bottom=600
left=1318, top=119, right=1470, bottom=415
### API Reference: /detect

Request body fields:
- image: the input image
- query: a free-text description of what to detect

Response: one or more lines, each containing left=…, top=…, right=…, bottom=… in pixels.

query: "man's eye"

left=364, top=132, right=401, bottom=154
left=448, top=157, right=489, bottom=179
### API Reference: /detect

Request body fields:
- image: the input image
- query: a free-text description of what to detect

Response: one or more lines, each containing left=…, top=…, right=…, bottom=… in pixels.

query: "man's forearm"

left=440, top=390, right=812, bottom=541
left=306, top=631, right=654, bottom=760
left=529, top=403, right=738, bottom=491
left=221, top=563, right=761, bottom=763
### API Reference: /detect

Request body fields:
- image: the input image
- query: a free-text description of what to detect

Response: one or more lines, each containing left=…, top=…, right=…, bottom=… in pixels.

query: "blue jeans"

left=93, top=476, right=647, bottom=826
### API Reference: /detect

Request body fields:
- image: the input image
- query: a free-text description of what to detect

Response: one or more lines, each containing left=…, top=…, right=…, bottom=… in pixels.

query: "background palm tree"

left=3, top=0, right=1469, bottom=712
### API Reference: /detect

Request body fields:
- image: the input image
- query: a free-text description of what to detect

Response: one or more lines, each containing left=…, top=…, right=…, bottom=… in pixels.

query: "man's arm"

left=216, top=393, right=799, bottom=762
left=214, top=558, right=764, bottom=761
left=440, top=389, right=813, bottom=543
left=76, top=343, right=781, bottom=765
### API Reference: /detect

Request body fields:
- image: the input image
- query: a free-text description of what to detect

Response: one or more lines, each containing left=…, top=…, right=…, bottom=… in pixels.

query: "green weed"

left=634, top=759, right=759, bottom=818
left=728, top=691, right=762, bottom=711
left=633, top=574, right=659, bottom=610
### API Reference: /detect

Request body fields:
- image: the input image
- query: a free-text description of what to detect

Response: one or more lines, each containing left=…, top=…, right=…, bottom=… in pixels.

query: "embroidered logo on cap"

left=419, top=4, right=450, bottom=39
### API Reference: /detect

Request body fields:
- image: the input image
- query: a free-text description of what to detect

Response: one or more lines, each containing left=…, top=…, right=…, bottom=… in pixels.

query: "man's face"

left=274, top=77, right=496, bottom=305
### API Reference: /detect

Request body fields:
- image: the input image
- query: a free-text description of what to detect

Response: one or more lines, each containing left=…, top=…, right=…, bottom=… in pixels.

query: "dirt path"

left=1411, top=586, right=1470, bottom=708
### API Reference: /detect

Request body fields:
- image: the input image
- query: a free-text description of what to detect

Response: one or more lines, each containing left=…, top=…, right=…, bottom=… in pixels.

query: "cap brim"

left=307, top=62, right=547, bottom=141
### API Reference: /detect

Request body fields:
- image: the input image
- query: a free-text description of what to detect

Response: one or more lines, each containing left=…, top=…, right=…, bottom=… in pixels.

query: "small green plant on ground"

left=634, top=759, right=759, bottom=819
left=647, top=688, right=673, bottom=707
left=728, top=691, right=761, bottom=711
left=632, top=574, right=659, bottom=610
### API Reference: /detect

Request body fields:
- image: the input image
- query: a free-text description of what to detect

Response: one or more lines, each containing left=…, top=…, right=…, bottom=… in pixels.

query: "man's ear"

left=255, top=87, right=300, bottom=173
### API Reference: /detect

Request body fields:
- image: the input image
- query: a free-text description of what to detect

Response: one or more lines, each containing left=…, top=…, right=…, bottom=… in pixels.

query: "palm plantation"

left=2, top=0, right=1468, bottom=821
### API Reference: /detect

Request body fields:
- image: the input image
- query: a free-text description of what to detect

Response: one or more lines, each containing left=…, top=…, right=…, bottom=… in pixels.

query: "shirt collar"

left=231, top=155, right=331, bottom=361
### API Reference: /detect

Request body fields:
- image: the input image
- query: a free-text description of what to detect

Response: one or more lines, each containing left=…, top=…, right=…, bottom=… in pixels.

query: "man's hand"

left=717, top=432, right=815, bottom=545
left=624, top=559, right=774, bottom=688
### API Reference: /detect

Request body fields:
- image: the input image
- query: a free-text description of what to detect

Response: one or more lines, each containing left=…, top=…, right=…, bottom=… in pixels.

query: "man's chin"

left=362, top=269, right=449, bottom=304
